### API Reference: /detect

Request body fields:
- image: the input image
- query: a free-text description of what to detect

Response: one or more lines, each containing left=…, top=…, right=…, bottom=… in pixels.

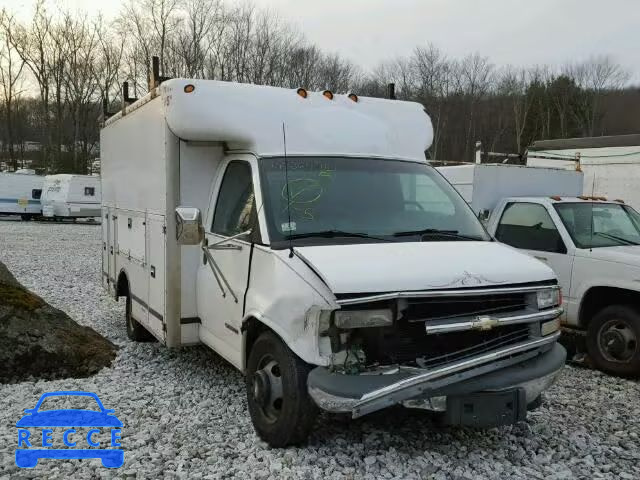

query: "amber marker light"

left=297, top=88, right=308, bottom=99
left=184, top=84, right=195, bottom=93
left=348, top=93, right=359, bottom=103
left=322, top=90, right=334, bottom=100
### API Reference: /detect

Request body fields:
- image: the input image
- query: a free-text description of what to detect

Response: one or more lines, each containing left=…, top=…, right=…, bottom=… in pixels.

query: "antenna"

left=282, top=122, right=294, bottom=258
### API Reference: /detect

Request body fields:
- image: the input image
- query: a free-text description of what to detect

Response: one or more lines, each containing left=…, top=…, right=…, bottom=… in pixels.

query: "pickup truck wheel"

left=587, top=305, right=640, bottom=377
left=125, top=294, right=154, bottom=342
left=246, top=331, right=318, bottom=447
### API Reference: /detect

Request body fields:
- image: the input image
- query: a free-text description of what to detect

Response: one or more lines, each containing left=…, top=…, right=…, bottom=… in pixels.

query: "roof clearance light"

left=323, top=90, right=334, bottom=100
left=297, top=88, right=308, bottom=99
left=348, top=93, right=359, bottom=103
left=550, top=196, right=562, bottom=201
left=184, top=84, right=195, bottom=93
left=615, top=198, right=625, bottom=203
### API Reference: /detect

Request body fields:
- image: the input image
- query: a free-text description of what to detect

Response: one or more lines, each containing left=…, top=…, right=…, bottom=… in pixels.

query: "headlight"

left=334, top=309, right=393, bottom=329
left=536, top=288, right=560, bottom=309
left=541, top=318, right=560, bottom=336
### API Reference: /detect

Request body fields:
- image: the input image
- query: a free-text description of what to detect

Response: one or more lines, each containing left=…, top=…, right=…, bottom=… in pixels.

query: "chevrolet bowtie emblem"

left=472, top=316, right=500, bottom=331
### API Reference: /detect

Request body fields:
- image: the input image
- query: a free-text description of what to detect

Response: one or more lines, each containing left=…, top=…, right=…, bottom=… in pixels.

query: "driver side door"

left=196, top=160, right=257, bottom=368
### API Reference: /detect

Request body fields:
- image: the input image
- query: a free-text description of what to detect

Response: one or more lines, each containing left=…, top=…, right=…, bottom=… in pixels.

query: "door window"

left=495, top=202, right=566, bottom=253
left=212, top=162, right=255, bottom=236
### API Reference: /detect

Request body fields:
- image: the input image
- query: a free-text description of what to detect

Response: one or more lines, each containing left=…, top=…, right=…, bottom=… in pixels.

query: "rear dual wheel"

left=246, top=331, right=317, bottom=447
left=125, top=293, right=155, bottom=342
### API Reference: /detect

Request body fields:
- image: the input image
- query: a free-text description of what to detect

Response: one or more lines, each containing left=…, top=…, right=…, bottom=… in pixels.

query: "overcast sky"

left=3, top=0, right=639, bottom=83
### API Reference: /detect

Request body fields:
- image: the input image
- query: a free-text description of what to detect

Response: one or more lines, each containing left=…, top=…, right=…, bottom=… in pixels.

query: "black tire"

left=586, top=304, right=640, bottom=377
left=125, top=293, right=155, bottom=342
left=245, top=331, right=318, bottom=447
left=21, top=214, right=32, bottom=221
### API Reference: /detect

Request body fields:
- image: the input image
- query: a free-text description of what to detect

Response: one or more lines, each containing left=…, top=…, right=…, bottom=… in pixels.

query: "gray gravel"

left=1, top=219, right=639, bottom=480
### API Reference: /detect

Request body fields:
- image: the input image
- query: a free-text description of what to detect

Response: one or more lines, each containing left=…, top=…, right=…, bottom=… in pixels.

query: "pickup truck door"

left=492, top=201, right=574, bottom=318
left=196, top=160, right=258, bottom=367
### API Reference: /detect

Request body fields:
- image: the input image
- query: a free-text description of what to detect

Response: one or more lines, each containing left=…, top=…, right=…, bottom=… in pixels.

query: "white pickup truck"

left=439, top=163, right=640, bottom=377
left=485, top=196, right=640, bottom=377
left=101, top=71, right=565, bottom=447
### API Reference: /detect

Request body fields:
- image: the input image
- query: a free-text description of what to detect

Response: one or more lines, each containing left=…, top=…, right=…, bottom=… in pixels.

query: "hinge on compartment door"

left=162, top=225, right=166, bottom=234
left=162, top=322, right=167, bottom=332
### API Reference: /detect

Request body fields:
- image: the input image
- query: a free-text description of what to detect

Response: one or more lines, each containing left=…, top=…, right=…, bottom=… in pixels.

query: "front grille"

left=402, top=293, right=528, bottom=323
left=359, top=320, right=531, bottom=368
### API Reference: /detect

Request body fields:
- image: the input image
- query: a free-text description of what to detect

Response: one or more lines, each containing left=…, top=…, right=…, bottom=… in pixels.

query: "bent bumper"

left=308, top=336, right=565, bottom=422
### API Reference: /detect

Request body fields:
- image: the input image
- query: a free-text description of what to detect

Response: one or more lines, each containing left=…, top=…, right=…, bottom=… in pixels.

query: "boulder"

left=0, top=260, right=117, bottom=383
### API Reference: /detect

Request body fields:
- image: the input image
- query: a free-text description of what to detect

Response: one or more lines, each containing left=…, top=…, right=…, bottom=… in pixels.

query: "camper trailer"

left=41, top=174, right=101, bottom=220
left=101, top=77, right=565, bottom=446
left=527, top=134, right=640, bottom=210
left=0, top=171, right=43, bottom=220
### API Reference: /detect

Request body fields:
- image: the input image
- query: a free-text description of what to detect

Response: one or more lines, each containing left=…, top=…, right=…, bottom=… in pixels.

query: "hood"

left=294, top=241, right=555, bottom=294
left=579, top=245, right=640, bottom=267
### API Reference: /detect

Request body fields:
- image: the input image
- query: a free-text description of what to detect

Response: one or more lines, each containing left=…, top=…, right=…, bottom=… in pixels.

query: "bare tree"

left=0, top=9, right=26, bottom=169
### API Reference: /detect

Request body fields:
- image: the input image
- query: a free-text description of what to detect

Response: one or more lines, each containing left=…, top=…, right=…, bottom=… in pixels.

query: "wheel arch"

left=115, top=269, right=130, bottom=300
left=579, top=286, right=640, bottom=327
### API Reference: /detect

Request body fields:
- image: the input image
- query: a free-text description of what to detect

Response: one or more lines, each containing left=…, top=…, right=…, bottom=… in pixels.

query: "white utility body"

left=527, top=134, right=640, bottom=210
left=0, top=171, right=43, bottom=220
left=41, top=174, right=101, bottom=219
left=100, top=78, right=564, bottom=446
left=439, top=163, right=640, bottom=377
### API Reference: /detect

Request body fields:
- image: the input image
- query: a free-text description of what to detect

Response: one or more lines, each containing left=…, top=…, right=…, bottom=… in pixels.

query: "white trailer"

left=101, top=77, right=565, bottom=446
left=526, top=134, right=640, bottom=210
left=41, top=174, right=101, bottom=219
left=437, top=164, right=584, bottom=220
left=0, top=172, right=43, bottom=220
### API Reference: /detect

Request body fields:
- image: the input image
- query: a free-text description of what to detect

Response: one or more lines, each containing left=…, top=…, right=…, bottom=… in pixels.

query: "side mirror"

left=175, top=207, right=204, bottom=245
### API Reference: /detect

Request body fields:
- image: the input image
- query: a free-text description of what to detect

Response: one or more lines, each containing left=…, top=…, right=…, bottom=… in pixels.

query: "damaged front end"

left=308, top=284, right=566, bottom=426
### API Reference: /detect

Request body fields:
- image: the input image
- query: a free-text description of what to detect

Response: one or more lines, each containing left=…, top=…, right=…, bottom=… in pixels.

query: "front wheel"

left=587, top=305, right=640, bottom=377
left=246, top=331, right=318, bottom=447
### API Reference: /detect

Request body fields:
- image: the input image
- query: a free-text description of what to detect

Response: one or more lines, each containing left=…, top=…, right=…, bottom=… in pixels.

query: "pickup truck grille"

left=360, top=321, right=531, bottom=367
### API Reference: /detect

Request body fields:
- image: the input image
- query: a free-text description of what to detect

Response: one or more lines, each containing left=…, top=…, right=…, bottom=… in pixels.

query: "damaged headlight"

left=334, top=309, right=393, bottom=329
left=536, top=288, right=561, bottom=310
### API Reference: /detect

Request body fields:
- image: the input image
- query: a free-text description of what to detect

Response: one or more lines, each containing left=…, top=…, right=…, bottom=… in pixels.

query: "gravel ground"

left=1, top=219, right=639, bottom=480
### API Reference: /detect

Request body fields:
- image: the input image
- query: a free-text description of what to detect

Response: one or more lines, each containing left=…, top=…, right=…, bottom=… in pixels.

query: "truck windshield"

left=259, top=156, right=489, bottom=247
left=554, top=202, right=640, bottom=248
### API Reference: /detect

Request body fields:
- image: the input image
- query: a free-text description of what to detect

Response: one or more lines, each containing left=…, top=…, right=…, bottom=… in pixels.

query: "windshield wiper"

left=392, top=228, right=482, bottom=241
left=286, top=230, right=392, bottom=242
left=594, top=232, right=640, bottom=246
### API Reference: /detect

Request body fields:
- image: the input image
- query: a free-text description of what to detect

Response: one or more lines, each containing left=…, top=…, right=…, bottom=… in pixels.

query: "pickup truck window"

left=212, top=161, right=256, bottom=236
left=259, top=156, right=489, bottom=247
left=555, top=202, right=640, bottom=248
left=495, top=202, right=566, bottom=253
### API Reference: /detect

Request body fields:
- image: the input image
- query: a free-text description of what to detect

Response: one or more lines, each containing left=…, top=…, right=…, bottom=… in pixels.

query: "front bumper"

left=308, top=333, right=565, bottom=423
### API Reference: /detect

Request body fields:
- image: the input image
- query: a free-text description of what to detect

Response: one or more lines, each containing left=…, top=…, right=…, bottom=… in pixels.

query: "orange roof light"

left=615, top=198, right=625, bottom=203
left=550, top=196, right=562, bottom=201
left=348, top=93, right=359, bottom=103
left=296, top=87, right=308, bottom=99
left=184, top=84, right=195, bottom=93
left=322, top=90, right=334, bottom=100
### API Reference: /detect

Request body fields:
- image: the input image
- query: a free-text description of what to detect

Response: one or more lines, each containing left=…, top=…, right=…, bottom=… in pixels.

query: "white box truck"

left=0, top=171, right=43, bottom=220
left=527, top=134, right=640, bottom=210
left=41, top=174, right=102, bottom=220
left=439, top=163, right=640, bottom=377
left=101, top=78, right=565, bottom=446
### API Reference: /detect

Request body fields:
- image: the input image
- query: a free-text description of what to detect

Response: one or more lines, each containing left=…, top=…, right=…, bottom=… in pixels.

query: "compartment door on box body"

left=109, top=211, right=117, bottom=294
left=102, top=207, right=110, bottom=290
left=116, top=211, right=149, bottom=325
left=147, top=214, right=166, bottom=341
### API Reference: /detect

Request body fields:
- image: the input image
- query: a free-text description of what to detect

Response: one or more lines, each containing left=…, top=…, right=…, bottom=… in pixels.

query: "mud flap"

left=443, top=388, right=527, bottom=427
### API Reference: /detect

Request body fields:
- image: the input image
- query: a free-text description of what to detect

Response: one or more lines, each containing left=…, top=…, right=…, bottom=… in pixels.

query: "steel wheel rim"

left=252, top=354, right=284, bottom=423
left=598, top=318, right=638, bottom=363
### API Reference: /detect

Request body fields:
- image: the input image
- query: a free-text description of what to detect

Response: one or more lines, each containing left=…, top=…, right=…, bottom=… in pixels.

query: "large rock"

left=0, top=260, right=117, bottom=383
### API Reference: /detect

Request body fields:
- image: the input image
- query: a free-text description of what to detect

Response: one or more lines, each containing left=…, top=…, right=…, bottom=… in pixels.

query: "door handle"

left=534, top=255, right=548, bottom=262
